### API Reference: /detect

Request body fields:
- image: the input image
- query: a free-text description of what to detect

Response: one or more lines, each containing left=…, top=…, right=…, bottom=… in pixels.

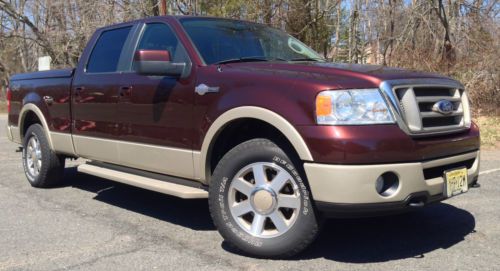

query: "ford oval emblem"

left=432, top=100, right=454, bottom=115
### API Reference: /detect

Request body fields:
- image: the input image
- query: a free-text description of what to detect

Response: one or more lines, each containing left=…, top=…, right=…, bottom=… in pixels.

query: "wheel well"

left=21, top=111, right=41, bottom=139
left=208, top=118, right=301, bottom=178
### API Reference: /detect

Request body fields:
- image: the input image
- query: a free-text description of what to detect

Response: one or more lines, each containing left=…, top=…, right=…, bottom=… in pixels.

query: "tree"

left=0, top=0, right=498, bottom=108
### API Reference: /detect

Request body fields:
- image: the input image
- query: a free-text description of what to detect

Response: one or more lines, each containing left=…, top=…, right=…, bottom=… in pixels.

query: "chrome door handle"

left=195, top=84, right=219, bottom=95
left=43, top=96, right=54, bottom=105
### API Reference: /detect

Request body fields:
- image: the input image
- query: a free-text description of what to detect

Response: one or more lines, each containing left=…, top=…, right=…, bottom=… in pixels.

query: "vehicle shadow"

left=62, top=166, right=476, bottom=263
left=296, top=203, right=476, bottom=262
left=221, top=203, right=476, bottom=262
left=62, top=167, right=215, bottom=231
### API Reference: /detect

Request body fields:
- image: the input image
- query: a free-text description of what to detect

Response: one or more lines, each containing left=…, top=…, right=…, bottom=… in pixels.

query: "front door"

left=116, top=22, right=196, bottom=179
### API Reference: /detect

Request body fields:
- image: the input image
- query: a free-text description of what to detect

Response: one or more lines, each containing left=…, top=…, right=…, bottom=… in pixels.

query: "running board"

left=77, top=164, right=208, bottom=199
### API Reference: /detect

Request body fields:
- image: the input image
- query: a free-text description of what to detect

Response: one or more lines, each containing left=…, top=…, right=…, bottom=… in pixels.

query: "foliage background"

left=0, top=0, right=498, bottom=114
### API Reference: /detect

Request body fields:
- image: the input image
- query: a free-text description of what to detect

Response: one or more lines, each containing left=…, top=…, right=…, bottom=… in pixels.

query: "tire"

left=209, top=138, right=320, bottom=258
left=22, top=124, right=65, bottom=187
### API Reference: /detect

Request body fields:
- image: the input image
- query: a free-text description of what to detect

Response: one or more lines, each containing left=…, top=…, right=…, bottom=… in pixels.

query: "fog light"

left=375, top=172, right=399, bottom=197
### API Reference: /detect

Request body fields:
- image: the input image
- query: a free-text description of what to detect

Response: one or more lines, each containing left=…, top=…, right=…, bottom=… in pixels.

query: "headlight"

left=315, top=89, right=395, bottom=125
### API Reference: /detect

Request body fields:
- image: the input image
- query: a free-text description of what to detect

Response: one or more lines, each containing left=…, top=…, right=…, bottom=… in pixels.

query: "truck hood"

left=222, top=61, right=456, bottom=89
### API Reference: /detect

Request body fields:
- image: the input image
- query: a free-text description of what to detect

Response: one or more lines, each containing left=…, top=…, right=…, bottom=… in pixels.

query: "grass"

left=475, top=116, right=500, bottom=149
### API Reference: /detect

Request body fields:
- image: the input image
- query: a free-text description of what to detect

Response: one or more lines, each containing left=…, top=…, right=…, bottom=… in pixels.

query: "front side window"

left=86, top=26, right=132, bottom=73
left=136, top=23, right=189, bottom=63
left=180, top=18, right=324, bottom=64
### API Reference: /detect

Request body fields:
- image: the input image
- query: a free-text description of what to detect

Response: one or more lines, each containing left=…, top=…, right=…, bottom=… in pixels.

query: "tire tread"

left=23, top=124, right=65, bottom=188
left=209, top=138, right=319, bottom=258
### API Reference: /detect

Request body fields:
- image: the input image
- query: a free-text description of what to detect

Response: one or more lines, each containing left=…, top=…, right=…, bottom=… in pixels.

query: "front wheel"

left=209, top=139, right=320, bottom=258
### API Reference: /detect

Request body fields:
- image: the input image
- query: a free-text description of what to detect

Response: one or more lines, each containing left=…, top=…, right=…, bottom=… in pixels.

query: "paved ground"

left=1, top=114, right=499, bottom=271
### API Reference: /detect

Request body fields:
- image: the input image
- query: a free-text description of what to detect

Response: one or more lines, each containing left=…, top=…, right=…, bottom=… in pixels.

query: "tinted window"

left=86, top=26, right=131, bottom=73
left=180, top=18, right=323, bottom=64
left=136, top=23, right=188, bottom=62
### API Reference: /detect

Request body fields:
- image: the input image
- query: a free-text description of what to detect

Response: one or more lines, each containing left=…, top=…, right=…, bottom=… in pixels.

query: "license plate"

left=443, top=167, right=468, bottom=198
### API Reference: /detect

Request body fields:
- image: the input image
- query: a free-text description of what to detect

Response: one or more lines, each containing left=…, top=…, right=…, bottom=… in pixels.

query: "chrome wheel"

left=26, top=135, right=42, bottom=177
left=228, top=162, right=301, bottom=238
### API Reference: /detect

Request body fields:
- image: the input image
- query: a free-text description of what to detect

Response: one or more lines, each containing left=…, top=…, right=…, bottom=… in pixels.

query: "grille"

left=392, top=85, right=471, bottom=135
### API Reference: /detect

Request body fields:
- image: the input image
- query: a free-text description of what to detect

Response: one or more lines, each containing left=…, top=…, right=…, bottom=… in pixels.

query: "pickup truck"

left=6, top=16, right=480, bottom=258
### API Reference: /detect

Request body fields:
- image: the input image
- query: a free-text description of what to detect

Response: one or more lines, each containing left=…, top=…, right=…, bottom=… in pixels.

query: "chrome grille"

left=380, top=79, right=471, bottom=136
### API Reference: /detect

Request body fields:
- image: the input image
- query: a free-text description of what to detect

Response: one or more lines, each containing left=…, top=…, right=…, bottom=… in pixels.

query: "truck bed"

left=8, top=68, right=75, bottom=135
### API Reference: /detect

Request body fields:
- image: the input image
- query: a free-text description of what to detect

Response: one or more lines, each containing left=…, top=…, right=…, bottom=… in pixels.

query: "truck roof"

left=96, top=15, right=266, bottom=31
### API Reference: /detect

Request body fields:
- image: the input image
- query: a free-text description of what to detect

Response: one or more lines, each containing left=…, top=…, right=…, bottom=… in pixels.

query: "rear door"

left=71, top=24, right=138, bottom=163
left=115, top=21, right=196, bottom=179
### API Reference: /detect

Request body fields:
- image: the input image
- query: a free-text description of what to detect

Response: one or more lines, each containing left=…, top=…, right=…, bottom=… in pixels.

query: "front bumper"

left=304, top=151, right=480, bottom=216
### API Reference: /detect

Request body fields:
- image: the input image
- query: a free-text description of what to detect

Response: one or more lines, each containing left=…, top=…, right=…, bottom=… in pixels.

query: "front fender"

left=197, top=106, right=313, bottom=182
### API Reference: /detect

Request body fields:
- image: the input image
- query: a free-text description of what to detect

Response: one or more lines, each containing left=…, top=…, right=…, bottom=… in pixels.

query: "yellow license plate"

left=443, top=167, right=468, bottom=198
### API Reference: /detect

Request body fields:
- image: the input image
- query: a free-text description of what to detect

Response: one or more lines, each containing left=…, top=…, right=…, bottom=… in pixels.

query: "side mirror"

left=134, top=50, right=186, bottom=77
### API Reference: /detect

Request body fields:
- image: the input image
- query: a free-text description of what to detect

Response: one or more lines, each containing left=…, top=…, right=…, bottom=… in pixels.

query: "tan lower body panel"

left=9, top=126, right=76, bottom=157
left=72, top=135, right=119, bottom=164
left=8, top=126, right=21, bottom=144
left=77, top=163, right=208, bottom=199
left=6, top=125, right=14, bottom=142
left=72, top=135, right=195, bottom=180
left=118, top=140, right=195, bottom=180
left=304, top=151, right=480, bottom=204
left=50, top=132, right=76, bottom=156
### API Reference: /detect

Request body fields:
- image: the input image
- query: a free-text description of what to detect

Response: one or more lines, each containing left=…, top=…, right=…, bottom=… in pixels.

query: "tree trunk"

left=263, top=0, right=272, bottom=25
left=435, top=0, right=455, bottom=69
left=150, top=0, right=160, bottom=16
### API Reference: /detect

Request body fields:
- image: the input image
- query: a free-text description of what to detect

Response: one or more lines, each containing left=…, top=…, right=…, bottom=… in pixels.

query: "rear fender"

left=18, top=97, right=55, bottom=151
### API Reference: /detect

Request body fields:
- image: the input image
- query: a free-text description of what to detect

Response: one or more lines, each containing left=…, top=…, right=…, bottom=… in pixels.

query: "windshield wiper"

left=289, top=57, right=324, bottom=62
left=215, top=56, right=286, bottom=65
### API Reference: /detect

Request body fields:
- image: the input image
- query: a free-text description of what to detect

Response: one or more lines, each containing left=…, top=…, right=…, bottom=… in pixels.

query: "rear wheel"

left=22, top=124, right=65, bottom=187
left=209, top=138, right=320, bottom=258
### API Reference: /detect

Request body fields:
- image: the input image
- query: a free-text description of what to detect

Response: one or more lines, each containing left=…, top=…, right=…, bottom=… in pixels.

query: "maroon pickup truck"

left=6, top=16, right=480, bottom=258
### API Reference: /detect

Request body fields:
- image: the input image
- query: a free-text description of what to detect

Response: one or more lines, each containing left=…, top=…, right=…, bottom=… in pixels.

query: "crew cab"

left=5, top=16, right=480, bottom=258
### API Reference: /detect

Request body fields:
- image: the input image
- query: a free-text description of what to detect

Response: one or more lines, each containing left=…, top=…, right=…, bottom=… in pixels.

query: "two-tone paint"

left=7, top=16, right=480, bottom=187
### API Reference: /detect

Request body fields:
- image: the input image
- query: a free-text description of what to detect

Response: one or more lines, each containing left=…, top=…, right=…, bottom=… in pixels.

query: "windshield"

left=180, top=18, right=324, bottom=65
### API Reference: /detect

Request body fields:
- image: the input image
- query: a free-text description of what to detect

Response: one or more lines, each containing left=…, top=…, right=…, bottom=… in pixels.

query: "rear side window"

left=86, top=26, right=132, bottom=73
